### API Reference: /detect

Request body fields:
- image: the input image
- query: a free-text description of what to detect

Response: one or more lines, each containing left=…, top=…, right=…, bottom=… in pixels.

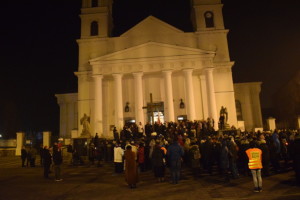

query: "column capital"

left=182, top=68, right=194, bottom=72
left=93, top=74, right=103, bottom=79
left=132, top=72, right=143, bottom=77
left=183, top=68, right=194, bottom=75
left=112, top=73, right=123, bottom=79
left=204, top=67, right=215, bottom=73
left=162, top=70, right=173, bottom=75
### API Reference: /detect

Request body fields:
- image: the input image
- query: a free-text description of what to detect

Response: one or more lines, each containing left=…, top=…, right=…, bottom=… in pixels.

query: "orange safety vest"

left=246, top=148, right=262, bottom=169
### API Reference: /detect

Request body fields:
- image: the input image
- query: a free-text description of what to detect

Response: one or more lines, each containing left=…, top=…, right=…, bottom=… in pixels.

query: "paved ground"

left=0, top=156, right=299, bottom=200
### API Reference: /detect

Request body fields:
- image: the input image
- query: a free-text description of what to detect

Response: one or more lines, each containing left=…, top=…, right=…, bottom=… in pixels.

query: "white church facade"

left=56, top=0, right=263, bottom=139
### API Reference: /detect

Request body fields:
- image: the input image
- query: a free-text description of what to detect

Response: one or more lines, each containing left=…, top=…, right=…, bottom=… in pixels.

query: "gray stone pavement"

left=0, top=156, right=299, bottom=200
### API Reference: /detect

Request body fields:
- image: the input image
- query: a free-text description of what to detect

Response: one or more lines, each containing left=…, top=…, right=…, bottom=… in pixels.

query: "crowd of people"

left=83, top=120, right=300, bottom=191
left=21, top=143, right=63, bottom=181
left=20, top=120, right=300, bottom=191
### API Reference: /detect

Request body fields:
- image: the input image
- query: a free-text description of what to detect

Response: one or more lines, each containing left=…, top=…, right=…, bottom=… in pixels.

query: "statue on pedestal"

left=80, top=113, right=91, bottom=138
left=219, top=106, right=228, bottom=130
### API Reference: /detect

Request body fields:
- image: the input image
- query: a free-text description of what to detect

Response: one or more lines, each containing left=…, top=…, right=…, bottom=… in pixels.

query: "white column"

left=43, top=131, right=51, bottom=148
left=199, top=75, right=209, bottom=119
left=67, top=102, right=74, bottom=138
left=15, top=132, right=25, bottom=156
left=183, top=69, right=196, bottom=121
left=162, top=70, right=175, bottom=122
left=113, top=74, right=124, bottom=131
left=133, top=72, right=144, bottom=125
left=298, top=116, right=300, bottom=129
left=60, top=103, right=67, bottom=138
left=94, top=75, right=103, bottom=137
left=267, top=117, right=276, bottom=131
left=205, top=68, right=218, bottom=130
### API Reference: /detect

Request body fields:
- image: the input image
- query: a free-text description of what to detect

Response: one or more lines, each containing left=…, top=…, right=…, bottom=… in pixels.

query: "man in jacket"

left=167, top=138, right=184, bottom=184
left=43, top=146, right=52, bottom=178
left=53, top=143, right=63, bottom=181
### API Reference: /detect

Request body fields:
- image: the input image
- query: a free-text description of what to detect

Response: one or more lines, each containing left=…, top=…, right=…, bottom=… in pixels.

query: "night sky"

left=0, top=0, right=299, bottom=137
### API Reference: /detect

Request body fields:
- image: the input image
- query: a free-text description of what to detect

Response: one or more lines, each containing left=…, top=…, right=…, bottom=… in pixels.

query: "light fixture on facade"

left=180, top=99, right=185, bottom=109
left=125, top=102, right=130, bottom=112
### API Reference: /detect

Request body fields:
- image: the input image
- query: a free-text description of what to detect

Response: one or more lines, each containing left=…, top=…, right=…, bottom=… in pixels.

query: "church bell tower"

left=80, top=0, right=113, bottom=38
left=191, top=0, right=225, bottom=32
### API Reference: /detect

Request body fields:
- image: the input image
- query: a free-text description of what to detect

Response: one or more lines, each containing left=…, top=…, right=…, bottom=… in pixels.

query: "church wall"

left=215, top=92, right=237, bottom=127
left=197, top=32, right=230, bottom=62
left=213, top=68, right=237, bottom=127
left=78, top=40, right=108, bottom=71
left=143, top=74, right=162, bottom=103
left=234, top=82, right=263, bottom=131
left=55, top=93, right=78, bottom=139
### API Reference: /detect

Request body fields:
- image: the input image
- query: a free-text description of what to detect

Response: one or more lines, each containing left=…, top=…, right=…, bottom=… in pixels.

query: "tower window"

left=92, top=0, right=98, bottom=7
left=204, top=11, right=214, bottom=28
left=90, top=21, right=98, bottom=36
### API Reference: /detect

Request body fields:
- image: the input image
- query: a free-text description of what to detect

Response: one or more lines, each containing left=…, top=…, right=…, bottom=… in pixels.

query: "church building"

left=56, top=0, right=263, bottom=139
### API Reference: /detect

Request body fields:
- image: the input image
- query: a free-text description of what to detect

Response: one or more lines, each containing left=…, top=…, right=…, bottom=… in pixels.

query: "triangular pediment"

left=90, top=42, right=215, bottom=63
left=121, top=16, right=184, bottom=37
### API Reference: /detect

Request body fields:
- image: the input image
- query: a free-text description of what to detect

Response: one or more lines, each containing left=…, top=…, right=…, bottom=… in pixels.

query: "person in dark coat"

left=259, top=139, right=270, bottom=176
left=21, top=146, right=27, bottom=167
left=152, top=142, right=166, bottom=182
left=39, top=144, right=44, bottom=167
left=228, top=137, right=239, bottom=179
left=26, top=147, right=32, bottom=167
left=167, top=138, right=184, bottom=184
left=52, top=144, right=63, bottom=181
left=290, top=134, right=300, bottom=184
left=202, top=137, right=214, bottom=174
left=43, top=146, right=52, bottom=178
left=220, top=139, right=230, bottom=181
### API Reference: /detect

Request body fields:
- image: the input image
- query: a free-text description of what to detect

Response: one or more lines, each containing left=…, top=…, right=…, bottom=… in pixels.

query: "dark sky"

left=0, top=0, right=299, bottom=137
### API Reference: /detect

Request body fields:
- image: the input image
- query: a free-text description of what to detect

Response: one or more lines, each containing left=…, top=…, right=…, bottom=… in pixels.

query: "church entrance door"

left=146, top=102, right=164, bottom=124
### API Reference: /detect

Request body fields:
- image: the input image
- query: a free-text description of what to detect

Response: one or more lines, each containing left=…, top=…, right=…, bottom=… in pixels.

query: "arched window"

left=235, top=100, right=243, bottom=121
left=204, top=11, right=214, bottom=28
left=90, top=21, right=98, bottom=36
left=92, top=0, right=98, bottom=7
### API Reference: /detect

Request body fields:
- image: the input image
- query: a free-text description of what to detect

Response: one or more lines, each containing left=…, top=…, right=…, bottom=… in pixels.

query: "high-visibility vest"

left=246, top=148, right=262, bottom=169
